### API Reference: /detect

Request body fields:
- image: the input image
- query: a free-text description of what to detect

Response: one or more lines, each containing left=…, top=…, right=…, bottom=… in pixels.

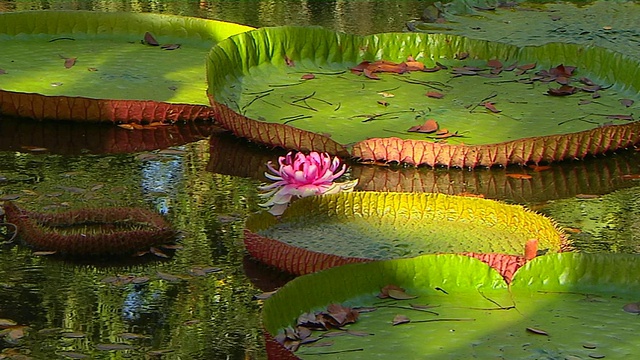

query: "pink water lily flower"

left=258, top=151, right=358, bottom=215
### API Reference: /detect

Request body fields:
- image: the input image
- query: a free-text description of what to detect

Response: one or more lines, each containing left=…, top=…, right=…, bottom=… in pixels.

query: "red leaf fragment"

left=143, top=32, right=159, bottom=46
left=378, top=284, right=406, bottom=299
left=517, top=63, right=536, bottom=71
left=506, top=173, right=532, bottom=180
left=486, top=59, right=502, bottom=69
left=425, top=91, right=444, bottom=99
left=351, top=59, right=415, bottom=78
left=405, top=60, right=425, bottom=71
left=483, top=102, right=501, bottom=113
left=549, top=64, right=575, bottom=77
left=524, top=239, right=538, bottom=260
left=325, top=303, right=359, bottom=327
left=301, top=73, right=315, bottom=80
left=621, top=174, right=640, bottom=180
left=408, top=119, right=439, bottom=133
left=363, top=68, right=380, bottom=80
left=547, top=85, right=578, bottom=96
left=64, top=57, right=77, bottom=68
left=284, top=55, right=295, bottom=67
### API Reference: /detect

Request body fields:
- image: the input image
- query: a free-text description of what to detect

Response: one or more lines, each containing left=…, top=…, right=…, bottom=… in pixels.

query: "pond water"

left=1, top=1, right=639, bottom=360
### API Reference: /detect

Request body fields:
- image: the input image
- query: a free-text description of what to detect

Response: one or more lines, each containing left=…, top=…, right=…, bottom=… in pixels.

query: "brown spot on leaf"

left=623, top=302, right=640, bottom=313
left=620, top=99, right=634, bottom=108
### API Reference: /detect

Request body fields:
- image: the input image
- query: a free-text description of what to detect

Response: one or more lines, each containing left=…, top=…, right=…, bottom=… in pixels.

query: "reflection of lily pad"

left=244, top=192, right=567, bottom=277
left=205, top=133, right=639, bottom=204
left=263, top=253, right=640, bottom=359
left=352, top=151, right=640, bottom=203
left=0, top=11, right=253, bottom=122
left=539, top=186, right=640, bottom=253
left=207, top=26, right=640, bottom=167
left=0, top=115, right=214, bottom=155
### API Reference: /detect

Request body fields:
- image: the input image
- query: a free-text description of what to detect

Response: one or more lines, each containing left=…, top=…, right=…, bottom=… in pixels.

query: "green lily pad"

left=207, top=26, right=640, bottom=167
left=409, top=0, right=640, bottom=59
left=0, top=11, right=252, bottom=122
left=245, top=192, right=567, bottom=278
left=263, top=253, right=640, bottom=359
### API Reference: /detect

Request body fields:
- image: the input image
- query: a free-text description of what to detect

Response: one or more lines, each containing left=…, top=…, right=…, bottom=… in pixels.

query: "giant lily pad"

left=207, top=26, right=640, bottom=167
left=245, top=192, right=568, bottom=279
left=263, top=253, right=640, bottom=359
left=0, top=11, right=253, bottom=122
left=409, top=0, right=640, bottom=59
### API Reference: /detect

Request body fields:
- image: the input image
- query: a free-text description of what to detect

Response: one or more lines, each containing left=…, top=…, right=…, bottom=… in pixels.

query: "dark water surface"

left=1, top=1, right=639, bottom=359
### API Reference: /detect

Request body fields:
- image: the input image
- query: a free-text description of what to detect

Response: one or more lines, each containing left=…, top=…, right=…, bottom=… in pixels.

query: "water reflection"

left=0, top=141, right=265, bottom=359
left=0, top=0, right=429, bottom=35
left=1, top=1, right=640, bottom=359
